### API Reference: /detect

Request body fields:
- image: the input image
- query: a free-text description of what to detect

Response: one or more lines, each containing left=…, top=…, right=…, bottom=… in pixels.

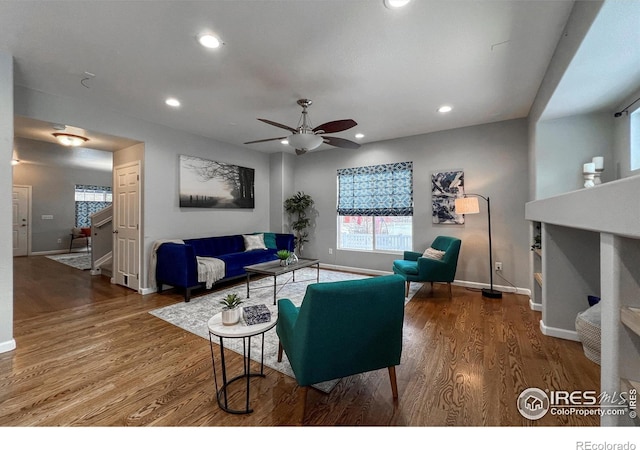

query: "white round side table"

left=207, top=310, right=277, bottom=414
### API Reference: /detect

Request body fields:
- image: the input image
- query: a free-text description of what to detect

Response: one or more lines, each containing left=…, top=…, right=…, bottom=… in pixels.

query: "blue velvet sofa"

left=156, top=232, right=295, bottom=302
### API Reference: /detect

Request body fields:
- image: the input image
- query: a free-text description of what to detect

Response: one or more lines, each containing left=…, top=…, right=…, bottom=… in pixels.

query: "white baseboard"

left=452, top=279, right=531, bottom=296
left=529, top=299, right=543, bottom=311
left=0, top=339, right=16, bottom=354
left=140, top=287, right=156, bottom=295
left=319, top=264, right=531, bottom=296
left=319, top=263, right=392, bottom=277
left=31, top=250, right=69, bottom=256
left=539, top=319, right=580, bottom=341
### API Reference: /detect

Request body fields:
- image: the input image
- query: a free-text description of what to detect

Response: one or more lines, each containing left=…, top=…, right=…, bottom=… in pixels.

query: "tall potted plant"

left=284, top=191, right=314, bottom=255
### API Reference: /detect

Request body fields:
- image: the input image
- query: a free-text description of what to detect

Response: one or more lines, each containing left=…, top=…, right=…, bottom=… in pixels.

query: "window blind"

left=337, top=161, right=413, bottom=216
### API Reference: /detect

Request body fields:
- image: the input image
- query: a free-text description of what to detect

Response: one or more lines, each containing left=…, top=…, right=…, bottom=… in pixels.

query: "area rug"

left=149, top=268, right=420, bottom=393
left=45, top=252, right=91, bottom=270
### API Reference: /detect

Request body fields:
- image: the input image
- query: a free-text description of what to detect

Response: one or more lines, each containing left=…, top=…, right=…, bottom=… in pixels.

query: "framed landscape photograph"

left=432, top=170, right=464, bottom=224
left=179, top=155, right=255, bottom=209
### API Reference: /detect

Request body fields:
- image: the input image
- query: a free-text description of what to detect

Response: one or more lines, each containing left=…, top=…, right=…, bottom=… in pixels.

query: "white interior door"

left=12, top=185, right=30, bottom=257
left=114, top=162, right=140, bottom=291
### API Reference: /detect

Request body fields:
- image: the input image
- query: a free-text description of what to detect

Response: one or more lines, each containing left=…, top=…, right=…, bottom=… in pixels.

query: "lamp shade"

left=455, top=196, right=480, bottom=214
left=287, top=133, right=323, bottom=151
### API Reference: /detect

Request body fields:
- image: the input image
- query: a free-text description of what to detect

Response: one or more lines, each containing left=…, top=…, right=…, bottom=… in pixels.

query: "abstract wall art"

left=179, top=155, right=255, bottom=208
left=432, top=170, right=464, bottom=224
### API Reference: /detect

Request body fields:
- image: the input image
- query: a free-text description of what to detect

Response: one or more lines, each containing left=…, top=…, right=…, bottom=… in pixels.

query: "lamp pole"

left=459, top=193, right=502, bottom=299
left=482, top=195, right=501, bottom=298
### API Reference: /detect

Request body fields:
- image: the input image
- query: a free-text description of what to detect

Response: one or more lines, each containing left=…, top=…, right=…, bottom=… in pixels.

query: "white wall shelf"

left=525, top=174, right=640, bottom=426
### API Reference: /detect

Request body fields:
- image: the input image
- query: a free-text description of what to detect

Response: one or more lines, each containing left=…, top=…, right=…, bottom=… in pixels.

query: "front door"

left=12, top=185, right=30, bottom=256
left=114, top=162, right=140, bottom=291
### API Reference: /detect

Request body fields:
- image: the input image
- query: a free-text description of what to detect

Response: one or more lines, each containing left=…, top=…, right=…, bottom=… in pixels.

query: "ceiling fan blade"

left=313, top=119, right=357, bottom=134
left=323, top=136, right=361, bottom=149
left=257, top=118, right=297, bottom=133
left=244, top=136, right=287, bottom=144
left=295, top=148, right=307, bottom=156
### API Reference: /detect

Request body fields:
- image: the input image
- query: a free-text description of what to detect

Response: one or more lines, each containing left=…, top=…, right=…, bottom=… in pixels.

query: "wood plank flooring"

left=1, top=255, right=600, bottom=426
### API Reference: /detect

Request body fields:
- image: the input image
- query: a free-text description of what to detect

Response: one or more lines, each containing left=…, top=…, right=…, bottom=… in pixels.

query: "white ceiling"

left=1, top=1, right=635, bottom=155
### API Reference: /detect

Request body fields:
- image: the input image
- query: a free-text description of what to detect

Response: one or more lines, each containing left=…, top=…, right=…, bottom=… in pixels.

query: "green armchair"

left=276, top=274, right=405, bottom=406
left=392, top=235, right=461, bottom=298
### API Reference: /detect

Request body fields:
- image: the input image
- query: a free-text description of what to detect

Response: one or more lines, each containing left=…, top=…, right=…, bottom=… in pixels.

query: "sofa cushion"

left=243, top=233, right=267, bottom=251
left=219, top=249, right=278, bottom=278
left=393, top=259, right=419, bottom=275
left=185, top=235, right=244, bottom=257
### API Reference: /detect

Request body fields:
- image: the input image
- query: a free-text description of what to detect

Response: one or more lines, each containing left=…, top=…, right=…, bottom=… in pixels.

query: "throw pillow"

left=243, top=233, right=267, bottom=251
left=255, top=232, right=277, bottom=249
left=423, top=247, right=446, bottom=260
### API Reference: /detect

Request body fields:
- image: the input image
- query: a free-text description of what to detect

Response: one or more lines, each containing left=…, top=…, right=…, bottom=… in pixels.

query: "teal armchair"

left=392, top=235, right=461, bottom=298
left=276, top=274, right=405, bottom=405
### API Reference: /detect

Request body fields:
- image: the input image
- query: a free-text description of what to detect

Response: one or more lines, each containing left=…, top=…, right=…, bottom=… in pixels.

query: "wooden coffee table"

left=244, top=258, right=320, bottom=304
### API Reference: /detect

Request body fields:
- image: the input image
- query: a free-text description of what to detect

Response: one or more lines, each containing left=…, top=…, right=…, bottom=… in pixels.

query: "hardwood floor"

left=1, top=255, right=601, bottom=427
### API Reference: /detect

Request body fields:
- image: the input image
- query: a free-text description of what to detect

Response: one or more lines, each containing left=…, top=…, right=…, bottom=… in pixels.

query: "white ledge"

left=525, top=174, right=640, bottom=238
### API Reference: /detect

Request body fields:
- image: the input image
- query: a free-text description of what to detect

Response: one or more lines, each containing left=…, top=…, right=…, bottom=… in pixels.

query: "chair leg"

left=277, top=341, right=283, bottom=362
left=388, top=366, right=398, bottom=399
left=296, top=385, right=309, bottom=425
left=405, top=280, right=410, bottom=297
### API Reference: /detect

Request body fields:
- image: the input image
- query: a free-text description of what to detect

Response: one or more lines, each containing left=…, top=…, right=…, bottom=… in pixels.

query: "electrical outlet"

left=495, top=262, right=503, bottom=271
left=328, top=248, right=333, bottom=255
left=57, top=238, right=62, bottom=244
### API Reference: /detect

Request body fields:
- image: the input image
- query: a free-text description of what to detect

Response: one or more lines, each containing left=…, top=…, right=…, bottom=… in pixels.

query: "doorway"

left=12, top=185, right=31, bottom=256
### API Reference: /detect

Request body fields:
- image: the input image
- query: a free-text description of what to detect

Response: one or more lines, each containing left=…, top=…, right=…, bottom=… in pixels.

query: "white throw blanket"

left=196, top=257, right=226, bottom=289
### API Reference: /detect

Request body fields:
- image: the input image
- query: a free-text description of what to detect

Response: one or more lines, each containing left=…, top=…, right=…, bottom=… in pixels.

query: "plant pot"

left=279, top=259, right=287, bottom=266
left=221, top=307, right=241, bottom=326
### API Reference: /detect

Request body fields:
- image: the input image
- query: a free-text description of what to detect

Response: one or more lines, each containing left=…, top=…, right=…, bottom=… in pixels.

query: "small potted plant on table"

left=276, top=249, right=291, bottom=266
left=220, top=293, right=244, bottom=325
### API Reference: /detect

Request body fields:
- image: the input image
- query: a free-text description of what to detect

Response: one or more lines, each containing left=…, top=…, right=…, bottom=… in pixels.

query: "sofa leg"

left=448, top=282, right=452, bottom=299
left=388, top=366, right=398, bottom=399
left=405, top=281, right=410, bottom=297
left=157, top=283, right=163, bottom=294
left=184, top=287, right=191, bottom=303
left=278, top=341, right=283, bottom=362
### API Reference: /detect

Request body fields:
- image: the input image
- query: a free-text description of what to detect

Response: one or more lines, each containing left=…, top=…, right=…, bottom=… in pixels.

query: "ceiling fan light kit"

left=244, top=98, right=361, bottom=155
left=53, top=132, right=89, bottom=147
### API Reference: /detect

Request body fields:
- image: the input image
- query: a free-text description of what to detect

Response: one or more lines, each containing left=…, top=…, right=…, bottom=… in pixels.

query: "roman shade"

left=337, top=161, right=413, bottom=216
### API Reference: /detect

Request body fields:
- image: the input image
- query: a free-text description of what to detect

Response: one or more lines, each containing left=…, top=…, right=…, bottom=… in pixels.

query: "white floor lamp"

left=455, top=194, right=502, bottom=299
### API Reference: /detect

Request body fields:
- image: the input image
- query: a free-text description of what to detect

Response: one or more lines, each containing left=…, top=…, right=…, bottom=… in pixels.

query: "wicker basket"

left=575, top=303, right=601, bottom=365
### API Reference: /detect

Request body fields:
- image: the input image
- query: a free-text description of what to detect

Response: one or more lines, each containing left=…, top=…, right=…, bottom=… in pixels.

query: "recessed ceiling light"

left=438, top=105, right=452, bottom=113
left=355, top=133, right=365, bottom=139
left=198, top=33, right=222, bottom=49
left=165, top=98, right=181, bottom=107
left=384, top=0, right=411, bottom=9
left=281, top=139, right=289, bottom=145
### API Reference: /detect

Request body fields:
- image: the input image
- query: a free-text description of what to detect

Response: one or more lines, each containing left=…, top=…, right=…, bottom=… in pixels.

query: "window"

left=631, top=107, right=640, bottom=171
left=75, top=185, right=112, bottom=227
left=337, top=162, right=413, bottom=252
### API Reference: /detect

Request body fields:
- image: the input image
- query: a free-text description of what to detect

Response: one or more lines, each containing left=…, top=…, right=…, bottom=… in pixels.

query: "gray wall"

left=12, top=138, right=112, bottom=253
left=0, top=50, right=14, bottom=353
left=535, top=112, right=614, bottom=199
left=293, top=118, right=531, bottom=290
left=14, top=86, right=272, bottom=290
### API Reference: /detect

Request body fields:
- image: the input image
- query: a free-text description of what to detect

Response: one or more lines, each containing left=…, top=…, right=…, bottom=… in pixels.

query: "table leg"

left=246, top=272, right=250, bottom=298
left=219, top=336, right=228, bottom=408
left=273, top=274, right=277, bottom=305
left=246, top=336, right=252, bottom=412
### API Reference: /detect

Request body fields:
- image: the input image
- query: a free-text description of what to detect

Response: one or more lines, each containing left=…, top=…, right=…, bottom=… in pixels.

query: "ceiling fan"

left=244, top=99, right=361, bottom=155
